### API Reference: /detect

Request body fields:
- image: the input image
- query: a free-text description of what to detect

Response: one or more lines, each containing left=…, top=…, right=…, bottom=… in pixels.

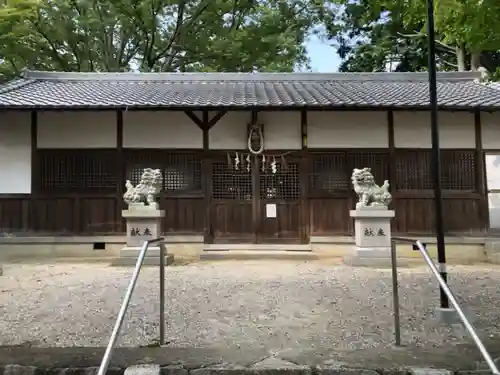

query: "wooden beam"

left=301, top=109, right=307, bottom=149
left=474, top=110, right=488, bottom=231
left=184, top=110, right=203, bottom=129
left=202, top=111, right=209, bottom=150
left=207, top=110, right=227, bottom=129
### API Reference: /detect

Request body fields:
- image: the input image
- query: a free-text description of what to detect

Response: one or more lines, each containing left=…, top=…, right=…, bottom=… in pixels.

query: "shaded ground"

left=0, top=341, right=500, bottom=371
left=0, top=262, right=499, bottom=354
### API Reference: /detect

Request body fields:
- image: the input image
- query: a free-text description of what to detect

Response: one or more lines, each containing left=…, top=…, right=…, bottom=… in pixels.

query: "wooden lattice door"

left=210, top=155, right=303, bottom=244
left=258, top=161, right=302, bottom=243
left=211, top=160, right=254, bottom=243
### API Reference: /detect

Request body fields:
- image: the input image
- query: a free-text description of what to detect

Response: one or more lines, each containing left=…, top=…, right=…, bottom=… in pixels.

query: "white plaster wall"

left=209, top=111, right=302, bottom=150
left=481, top=112, right=500, bottom=149
left=259, top=111, right=301, bottom=149
left=124, top=111, right=202, bottom=148
left=394, top=111, right=475, bottom=148
left=307, top=111, right=388, bottom=148
left=0, top=111, right=31, bottom=193
left=209, top=111, right=249, bottom=149
left=38, top=111, right=117, bottom=148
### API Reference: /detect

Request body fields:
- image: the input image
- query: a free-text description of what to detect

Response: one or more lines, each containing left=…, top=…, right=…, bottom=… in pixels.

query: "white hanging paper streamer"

left=234, top=152, right=240, bottom=170
left=261, top=155, right=266, bottom=171
left=271, top=156, right=277, bottom=174
left=246, top=154, right=251, bottom=172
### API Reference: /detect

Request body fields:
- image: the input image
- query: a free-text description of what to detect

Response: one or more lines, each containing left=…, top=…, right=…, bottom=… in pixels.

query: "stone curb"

left=0, top=364, right=495, bottom=375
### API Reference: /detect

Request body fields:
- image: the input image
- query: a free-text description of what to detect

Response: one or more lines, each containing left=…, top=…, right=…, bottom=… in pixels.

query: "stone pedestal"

left=111, top=205, right=174, bottom=266
left=343, top=206, right=396, bottom=267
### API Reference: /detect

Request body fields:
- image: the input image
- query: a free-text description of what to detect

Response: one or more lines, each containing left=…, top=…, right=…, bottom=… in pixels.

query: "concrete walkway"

left=0, top=340, right=499, bottom=373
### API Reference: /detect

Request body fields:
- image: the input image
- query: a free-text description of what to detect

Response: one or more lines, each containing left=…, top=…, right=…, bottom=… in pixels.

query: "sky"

left=305, top=34, right=341, bottom=72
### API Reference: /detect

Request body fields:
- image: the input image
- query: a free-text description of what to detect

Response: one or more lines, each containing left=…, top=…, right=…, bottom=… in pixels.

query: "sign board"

left=266, top=204, right=277, bottom=218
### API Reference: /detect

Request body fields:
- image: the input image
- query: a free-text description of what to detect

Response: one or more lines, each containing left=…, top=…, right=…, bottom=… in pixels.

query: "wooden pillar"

left=185, top=109, right=226, bottom=243
left=30, top=111, right=39, bottom=194
left=28, top=111, right=38, bottom=231
left=116, top=110, right=124, bottom=233
left=387, top=110, right=397, bottom=232
left=299, top=109, right=310, bottom=244
left=250, top=111, right=260, bottom=244
left=202, top=111, right=213, bottom=244
left=474, top=110, right=488, bottom=231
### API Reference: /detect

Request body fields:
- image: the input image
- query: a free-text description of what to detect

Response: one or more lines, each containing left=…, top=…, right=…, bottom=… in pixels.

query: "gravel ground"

left=0, top=261, right=499, bottom=350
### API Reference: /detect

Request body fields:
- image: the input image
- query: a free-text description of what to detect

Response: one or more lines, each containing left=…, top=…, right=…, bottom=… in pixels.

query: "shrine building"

left=1, top=70, right=500, bottom=258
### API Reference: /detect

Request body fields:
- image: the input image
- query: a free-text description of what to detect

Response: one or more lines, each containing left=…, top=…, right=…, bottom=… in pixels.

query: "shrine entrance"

left=210, top=154, right=304, bottom=244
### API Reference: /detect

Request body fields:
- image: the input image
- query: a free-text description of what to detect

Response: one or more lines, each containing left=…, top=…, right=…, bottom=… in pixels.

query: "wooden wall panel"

left=393, top=197, right=482, bottom=234
left=309, top=197, right=352, bottom=235
left=80, top=197, right=121, bottom=234
left=162, top=198, right=205, bottom=233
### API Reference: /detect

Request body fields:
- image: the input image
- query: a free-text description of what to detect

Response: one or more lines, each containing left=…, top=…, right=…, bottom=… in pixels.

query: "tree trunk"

left=471, top=52, right=481, bottom=71
left=456, top=44, right=466, bottom=71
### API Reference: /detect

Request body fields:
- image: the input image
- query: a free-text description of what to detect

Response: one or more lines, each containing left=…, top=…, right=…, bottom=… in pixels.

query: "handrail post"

left=159, top=242, right=166, bottom=346
left=390, top=240, right=402, bottom=346
left=415, top=241, right=500, bottom=375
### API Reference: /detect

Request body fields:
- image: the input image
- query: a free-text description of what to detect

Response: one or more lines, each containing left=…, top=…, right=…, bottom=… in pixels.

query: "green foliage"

left=321, top=0, right=500, bottom=74
left=0, top=0, right=322, bottom=79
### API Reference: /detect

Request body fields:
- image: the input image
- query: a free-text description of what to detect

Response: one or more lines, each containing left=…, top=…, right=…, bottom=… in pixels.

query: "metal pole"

left=426, top=0, right=449, bottom=309
left=390, top=240, right=402, bottom=346
left=159, top=242, right=166, bottom=346
left=415, top=241, right=500, bottom=374
left=97, top=240, right=150, bottom=375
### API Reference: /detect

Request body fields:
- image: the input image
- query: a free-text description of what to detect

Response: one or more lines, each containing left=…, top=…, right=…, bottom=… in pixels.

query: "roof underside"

left=0, top=70, right=499, bottom=110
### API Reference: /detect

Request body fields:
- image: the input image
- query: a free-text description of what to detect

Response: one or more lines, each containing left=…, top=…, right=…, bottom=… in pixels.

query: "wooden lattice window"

left=260, top=162, right=300, bottom=199
left=346, top=152, right=389, bottom=184
left=310, top=153, right=348, bottom=194
left=309, top=151, right=390, bottom=195
left=125, top=151, right=202, bottom=195
left=39, top=149, right=117, bottom=192
left=395, top=150, right=476, bottom=190
left=212, top=162, right=252, bottom=200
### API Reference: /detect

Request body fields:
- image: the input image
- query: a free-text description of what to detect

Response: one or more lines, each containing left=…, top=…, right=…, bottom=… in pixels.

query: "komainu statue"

left=123, top=168, right=162, bottom=208
left=351, top=167, right=392, bottom=208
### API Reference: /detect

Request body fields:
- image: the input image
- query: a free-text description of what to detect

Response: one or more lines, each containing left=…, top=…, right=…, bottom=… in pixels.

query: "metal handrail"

left=390, top=238, right=500, bottom=375
left=97, top=237, right=166, bottom=375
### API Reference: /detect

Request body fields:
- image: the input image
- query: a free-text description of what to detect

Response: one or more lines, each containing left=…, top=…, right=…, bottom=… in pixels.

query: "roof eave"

left=0, top=104, right=497, bottom=111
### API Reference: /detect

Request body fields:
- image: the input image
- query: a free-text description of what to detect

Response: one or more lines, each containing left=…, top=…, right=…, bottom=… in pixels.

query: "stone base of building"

left=343, top=247, right=408, bottom=268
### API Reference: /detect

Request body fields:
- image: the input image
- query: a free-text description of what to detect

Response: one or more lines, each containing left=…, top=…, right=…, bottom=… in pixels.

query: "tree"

left=0, top=0, right=45, bottom=80
left=321, top=0, right=434, bottom=72
left=321, top=0, right=500, bottom=75
left=0, top=0, right=322, bottom=80
left=401, top=0, right=500, bottom=71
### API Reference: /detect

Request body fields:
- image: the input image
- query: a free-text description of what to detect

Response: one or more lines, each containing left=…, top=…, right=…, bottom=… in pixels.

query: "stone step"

left=124, top=365, right=160, bottom=375
left=203, top=243, right=312, bottom=251
left=200, top=250, right=318, bottom=261
left=110, top=254, right=174, bottom=266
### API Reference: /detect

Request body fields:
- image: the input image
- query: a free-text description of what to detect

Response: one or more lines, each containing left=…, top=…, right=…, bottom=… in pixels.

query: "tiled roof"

left=0, top=70, right=500, bottom=109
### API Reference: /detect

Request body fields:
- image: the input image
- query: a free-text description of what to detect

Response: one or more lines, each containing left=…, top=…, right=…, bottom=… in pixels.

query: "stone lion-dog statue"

left=351, top=167, right=392, bottom=208
left=123, top=168, right=162, bottom=208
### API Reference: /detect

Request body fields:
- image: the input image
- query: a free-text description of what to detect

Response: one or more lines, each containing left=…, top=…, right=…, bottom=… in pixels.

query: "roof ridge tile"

left=21, top=70, right=481, bottom=83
